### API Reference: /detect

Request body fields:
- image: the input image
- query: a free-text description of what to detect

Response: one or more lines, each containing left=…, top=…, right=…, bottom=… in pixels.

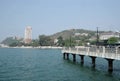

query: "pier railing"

left=62, top=46, right=120, bottom=60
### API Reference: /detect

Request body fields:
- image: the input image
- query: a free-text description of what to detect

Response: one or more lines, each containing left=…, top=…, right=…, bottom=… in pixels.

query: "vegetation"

left=31, top=39, right=39, bottom=47
left=9, top=41, right=24, bottom=47
left=1, top=37, right=23, bottom=46
left=57, top=36, right=64, bottom=46
left=64, top=37, right=76, bottom=47
left=2, top=29, right=119, bottom=47
left=51, top=29, right=96, bottom=40
left=107, top=37, right=119, bottom=44
left=39, top=35, right=54, bottom=46
left=0, top=29, right=97, bottom=47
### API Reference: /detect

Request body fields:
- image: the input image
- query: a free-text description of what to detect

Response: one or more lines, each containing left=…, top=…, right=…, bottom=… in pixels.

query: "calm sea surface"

left=0, top=48, right=120, bottom=81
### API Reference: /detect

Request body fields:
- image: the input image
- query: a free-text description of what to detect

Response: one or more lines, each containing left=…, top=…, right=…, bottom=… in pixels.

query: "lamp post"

left=96, top=27, right=99, bottom=48
left=116, top=31, right=120, bottom=43
left=118, top=31, right=120, bottom=41
left=118, top=31, right=120, bottom=43
left=70, top=36, right=71, bottom=47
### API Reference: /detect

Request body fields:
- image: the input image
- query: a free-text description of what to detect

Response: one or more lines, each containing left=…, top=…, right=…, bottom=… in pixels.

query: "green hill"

left=1, top=28, right=104, bottom=46
left=1, top=37, right=23, bottom=45
left=51, top=29, right=96, bottom=40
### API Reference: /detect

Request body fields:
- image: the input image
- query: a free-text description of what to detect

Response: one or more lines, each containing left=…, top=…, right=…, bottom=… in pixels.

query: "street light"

left=116, top=30, right=120, bottom=43
left=118, top=31, right=120, bottom=43
left=96, top=27, right=99, bottom=48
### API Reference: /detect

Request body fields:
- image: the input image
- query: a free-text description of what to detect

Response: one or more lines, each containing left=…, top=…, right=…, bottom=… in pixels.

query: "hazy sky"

left=0, top=0, right=120, bottom=42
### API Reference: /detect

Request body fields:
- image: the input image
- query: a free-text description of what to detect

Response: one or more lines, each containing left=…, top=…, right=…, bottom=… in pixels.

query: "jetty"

left=62, top=46, right=120, bottom=72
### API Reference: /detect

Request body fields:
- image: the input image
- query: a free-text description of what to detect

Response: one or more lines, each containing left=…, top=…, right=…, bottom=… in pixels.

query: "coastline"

left=0, top=46, right=63, bottom=49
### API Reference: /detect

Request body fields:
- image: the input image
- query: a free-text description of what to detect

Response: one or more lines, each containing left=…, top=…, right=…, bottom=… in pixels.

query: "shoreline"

left=0, top=46, right=63, bottom=49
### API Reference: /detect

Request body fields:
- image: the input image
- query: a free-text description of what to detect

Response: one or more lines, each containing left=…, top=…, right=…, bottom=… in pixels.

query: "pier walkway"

left=62, top=46, right=120, bottom=72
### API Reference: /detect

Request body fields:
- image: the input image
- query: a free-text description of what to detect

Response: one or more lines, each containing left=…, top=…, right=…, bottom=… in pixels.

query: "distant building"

left=24, top=26, right=32, bottom=44
left=13, top=36, right=22, bottom=40
left=89, top=36, right=96, bottom=41
left=74, top=33, right=88, bottom=36
left=54, top=39, right=58, bottom=44
left=0, top=44, right=9, bottom=48
left=100, top=32, right=119, bottom=40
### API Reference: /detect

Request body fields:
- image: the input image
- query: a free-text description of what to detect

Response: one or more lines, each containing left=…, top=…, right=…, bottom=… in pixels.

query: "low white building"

left=54, top=39, right=58, bottom=44
left=74, top=33, right=88, bottom=36
left=0, top=44, right=9, bottom=48
left=100, top=32, right=119, bottom=40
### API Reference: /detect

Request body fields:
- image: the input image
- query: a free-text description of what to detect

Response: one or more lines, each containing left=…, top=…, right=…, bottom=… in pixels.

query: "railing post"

left=115, top=47, right=118, bottom=54
left=69, top=47, right=70, bottom=52
left=103, top=46, right=105, bottom=54
left=102, top=46, right=105, bottom=57
left=69, top=47, right=71, bottom=52
left=86, top=47, right=89, bottom=55
left=88, top=47, right=89, bottom=52
left=96, top=47, right=99, bottom=56
left=77, top=47, right=79, bottom=53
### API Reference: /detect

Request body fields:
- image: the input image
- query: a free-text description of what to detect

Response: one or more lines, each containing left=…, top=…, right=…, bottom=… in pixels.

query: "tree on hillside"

left=39, top=35, right=54, bottom=46
left=57, top=36, right=64, bottom=46
left=64, top=37, right=76, bottom=47
left=107, top=37, right=118, bottom=44
left=31, top=39, right=39, bottom=47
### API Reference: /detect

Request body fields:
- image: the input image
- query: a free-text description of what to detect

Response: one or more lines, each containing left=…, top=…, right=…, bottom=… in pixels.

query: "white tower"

left=24, top=26, right=32, bottom=44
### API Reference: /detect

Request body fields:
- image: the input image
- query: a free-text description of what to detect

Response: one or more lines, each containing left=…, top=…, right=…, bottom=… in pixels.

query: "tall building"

left=24, top=26, right=32, bottom=44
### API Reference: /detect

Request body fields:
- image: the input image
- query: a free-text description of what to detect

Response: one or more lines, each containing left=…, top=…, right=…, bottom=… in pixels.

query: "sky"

left=0, top=0, right=120, bottom=42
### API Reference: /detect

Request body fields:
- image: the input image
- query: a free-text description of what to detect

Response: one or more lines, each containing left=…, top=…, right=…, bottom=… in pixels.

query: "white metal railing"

left=62, top=46, right=120, bottom=60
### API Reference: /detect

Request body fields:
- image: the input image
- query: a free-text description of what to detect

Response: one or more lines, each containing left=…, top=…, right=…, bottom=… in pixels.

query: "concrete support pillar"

left=66, top=53, right=69, bottom=60
left=106, top=59, right=114, bottom=73
left=79, top=55, right=84, bottom=65
left=72, top=54, right=76, bottom=62
left=90, top=56, right=96, bottom=68
left=63, top=53, right=66, bottom=59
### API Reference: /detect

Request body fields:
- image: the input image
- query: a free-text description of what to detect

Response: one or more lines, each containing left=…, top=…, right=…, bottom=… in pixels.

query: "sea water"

left=0, top=48, right=120, bottom=81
